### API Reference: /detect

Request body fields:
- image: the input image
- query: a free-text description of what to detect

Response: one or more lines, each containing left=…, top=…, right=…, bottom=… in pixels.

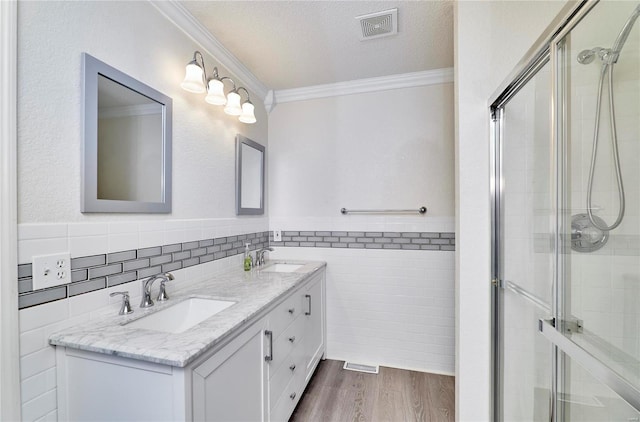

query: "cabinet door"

left=192, top=319, right=267, bottom=422
left=303, top=273, right=325, bottom=382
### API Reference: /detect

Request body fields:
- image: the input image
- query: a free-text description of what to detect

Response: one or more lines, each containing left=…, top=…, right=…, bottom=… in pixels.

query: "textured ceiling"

left=180, top=1, right=454, bottom=91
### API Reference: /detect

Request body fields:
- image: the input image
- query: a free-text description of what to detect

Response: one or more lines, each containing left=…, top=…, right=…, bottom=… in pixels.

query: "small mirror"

left=82, top=53, right=172, bottom=213
left=236, top=135, right=265, bottom=215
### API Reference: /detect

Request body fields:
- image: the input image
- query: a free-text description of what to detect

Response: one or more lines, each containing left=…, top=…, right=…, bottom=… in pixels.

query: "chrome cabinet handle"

left=289, top=392, right=296, bottom=400
left=264, top=330, right=273, bottom=362
left=289, top=364, right=296, bottom=371
left=288, top=336, right=295, bottom=343
left=305, top=294, right=311, bottom=316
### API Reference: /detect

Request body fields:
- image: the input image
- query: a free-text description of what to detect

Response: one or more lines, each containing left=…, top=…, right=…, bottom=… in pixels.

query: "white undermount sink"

left=261, top=263, right=303, bottom=273
left=126, top=298, right=235, bottom=334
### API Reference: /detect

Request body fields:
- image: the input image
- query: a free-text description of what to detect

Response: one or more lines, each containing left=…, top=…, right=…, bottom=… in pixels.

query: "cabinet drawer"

left=270, top=362, right=305, bottom=422
left=269, top=344, right=305, bottom=409
left=270, top=314, right=305, bottom=374
left=269, top=292, right=301, bottom=336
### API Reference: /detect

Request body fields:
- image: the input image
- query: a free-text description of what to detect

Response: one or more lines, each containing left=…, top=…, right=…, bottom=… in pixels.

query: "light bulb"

left=239, top=101, right=256, bottom=124
left=180, top=61, right=205, bottom=93
left=224, top=91, right=242, bottom=116
left=205, top=78, right=227, bottom=105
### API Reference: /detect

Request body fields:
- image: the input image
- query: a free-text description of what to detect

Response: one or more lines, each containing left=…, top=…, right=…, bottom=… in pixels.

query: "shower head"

left=577, top=4, right=640, bottom=65
left=577, top=48, right=597, bottom=64
left=577, top=47, right=607, bottom=65
left=610, top=4, right=640, bottom=62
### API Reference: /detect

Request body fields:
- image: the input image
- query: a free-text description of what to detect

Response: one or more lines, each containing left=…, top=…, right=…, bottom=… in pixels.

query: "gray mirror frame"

left=236, top=135, right=265, bottom=215
left=81, top=53, right=172, bottom=213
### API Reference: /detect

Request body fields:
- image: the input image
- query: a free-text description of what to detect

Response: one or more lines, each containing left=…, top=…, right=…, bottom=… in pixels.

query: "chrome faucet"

left=110, top=291, right=134, bottom=315
left=255, top=247, right=274, bottom=267
left=140, top=273, right=174, bottom=308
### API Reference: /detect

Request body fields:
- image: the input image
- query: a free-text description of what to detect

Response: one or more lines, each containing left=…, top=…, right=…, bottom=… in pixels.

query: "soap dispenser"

left=243, top=244, right=253, bottom=271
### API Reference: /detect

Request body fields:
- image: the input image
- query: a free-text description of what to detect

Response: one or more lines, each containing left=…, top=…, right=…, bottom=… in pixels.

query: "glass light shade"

left=180, top=62, right=205, bottom=93
left=239, top=102, right=257, bottom=124
left=224, top=91, right=242, bottom=116
left=205, top=79, right=227, bottom=105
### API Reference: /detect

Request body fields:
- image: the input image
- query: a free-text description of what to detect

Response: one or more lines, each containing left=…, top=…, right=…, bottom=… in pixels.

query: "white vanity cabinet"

left=55, top=268, right=325, bottom=422
left=191, top=317, right=269, bottom=421
left=267, top=271, right=325, bottom=421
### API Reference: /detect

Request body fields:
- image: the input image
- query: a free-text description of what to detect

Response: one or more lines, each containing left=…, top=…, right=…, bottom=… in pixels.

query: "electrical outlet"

left=273, top=230, right=282, bottom=242
left=33, top=252, right=71, bottom=290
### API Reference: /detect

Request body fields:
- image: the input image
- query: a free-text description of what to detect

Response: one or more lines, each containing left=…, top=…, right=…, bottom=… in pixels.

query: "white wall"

left=269, top=84, right=454, bottom=219
left=17, top=1, right=268, bottom=420
left=455, top=1, right=568, bottom=420
left=18, top=1, right=267, bottom=224
left=269, top=83, right=456, bottom=374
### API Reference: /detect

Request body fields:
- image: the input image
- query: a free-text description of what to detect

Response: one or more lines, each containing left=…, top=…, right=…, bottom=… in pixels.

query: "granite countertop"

left=49, top=260, right=326, bottom=368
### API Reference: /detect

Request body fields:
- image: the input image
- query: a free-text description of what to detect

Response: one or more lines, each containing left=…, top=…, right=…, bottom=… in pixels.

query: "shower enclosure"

left=491, top=1, right=640, bottom=420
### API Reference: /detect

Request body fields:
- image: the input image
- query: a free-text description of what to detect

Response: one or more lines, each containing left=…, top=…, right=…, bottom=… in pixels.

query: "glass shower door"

left=495, top=59, right=555, bottom=421
left=554, top=1, right=640, bottom=419
left=493, top=1, right=640, bottom=420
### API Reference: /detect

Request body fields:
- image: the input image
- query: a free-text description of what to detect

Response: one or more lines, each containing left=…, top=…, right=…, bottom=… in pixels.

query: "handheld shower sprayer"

left=610, top=4, right=640, bottom=62
left=573, top=3, right=640, bottom=238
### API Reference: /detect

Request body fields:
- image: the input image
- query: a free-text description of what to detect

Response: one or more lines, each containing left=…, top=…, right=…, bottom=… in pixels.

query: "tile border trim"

left=17, top=230, right=455, bottom=310
left=270, top=230, right=455, bottom=251
left=17, top=231, right=270, bottom=310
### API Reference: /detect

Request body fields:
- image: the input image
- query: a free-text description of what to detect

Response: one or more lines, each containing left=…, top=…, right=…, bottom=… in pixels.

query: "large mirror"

left=82, top=53, right=172, bottom=213
left=236, top=135, right=265, bottom=215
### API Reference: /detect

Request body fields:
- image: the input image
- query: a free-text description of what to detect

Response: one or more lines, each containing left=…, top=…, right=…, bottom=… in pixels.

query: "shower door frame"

left=489, top=1, right=587, bottom=419
left=487, top=0, right=640, bottom=420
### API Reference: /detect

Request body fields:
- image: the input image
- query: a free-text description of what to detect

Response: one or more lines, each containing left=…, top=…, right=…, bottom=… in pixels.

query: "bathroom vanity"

left=49, top=261, right=326, bottom=421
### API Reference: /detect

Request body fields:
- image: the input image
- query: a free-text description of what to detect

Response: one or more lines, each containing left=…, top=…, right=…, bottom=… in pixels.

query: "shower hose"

left=586, top=61, right=625, bottom=231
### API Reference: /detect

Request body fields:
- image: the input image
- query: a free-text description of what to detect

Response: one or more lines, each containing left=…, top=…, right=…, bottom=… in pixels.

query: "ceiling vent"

left=356, top=8, right=398, bottom=41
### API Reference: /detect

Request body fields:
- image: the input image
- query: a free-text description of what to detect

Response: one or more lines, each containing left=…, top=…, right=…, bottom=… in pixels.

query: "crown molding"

left=150, top=0, right=269, bottom=102
left=273, top=67, right=454, bottom=105
left=263, top=90, right=276, bottom=114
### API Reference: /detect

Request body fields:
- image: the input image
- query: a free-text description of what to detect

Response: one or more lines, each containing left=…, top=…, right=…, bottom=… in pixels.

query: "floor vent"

left=343, top=361, right=379, bottom=374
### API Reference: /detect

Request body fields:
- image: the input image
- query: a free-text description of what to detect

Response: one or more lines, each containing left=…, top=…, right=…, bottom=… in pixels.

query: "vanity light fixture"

left=180, top=51, right=256, bottom=124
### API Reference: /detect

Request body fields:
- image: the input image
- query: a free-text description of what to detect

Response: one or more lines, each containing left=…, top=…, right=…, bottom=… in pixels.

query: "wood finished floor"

left=290, top=359, right=455, bottom=422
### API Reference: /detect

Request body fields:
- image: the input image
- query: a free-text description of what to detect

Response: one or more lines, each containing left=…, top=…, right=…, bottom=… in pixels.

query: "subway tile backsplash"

left=16, top=229, right=455, bottom=310
left=17, top=231, right=270, bottom=310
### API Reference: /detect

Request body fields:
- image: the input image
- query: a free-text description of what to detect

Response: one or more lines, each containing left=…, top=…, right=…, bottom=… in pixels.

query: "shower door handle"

left=538, top=318, right=640, bottom=412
